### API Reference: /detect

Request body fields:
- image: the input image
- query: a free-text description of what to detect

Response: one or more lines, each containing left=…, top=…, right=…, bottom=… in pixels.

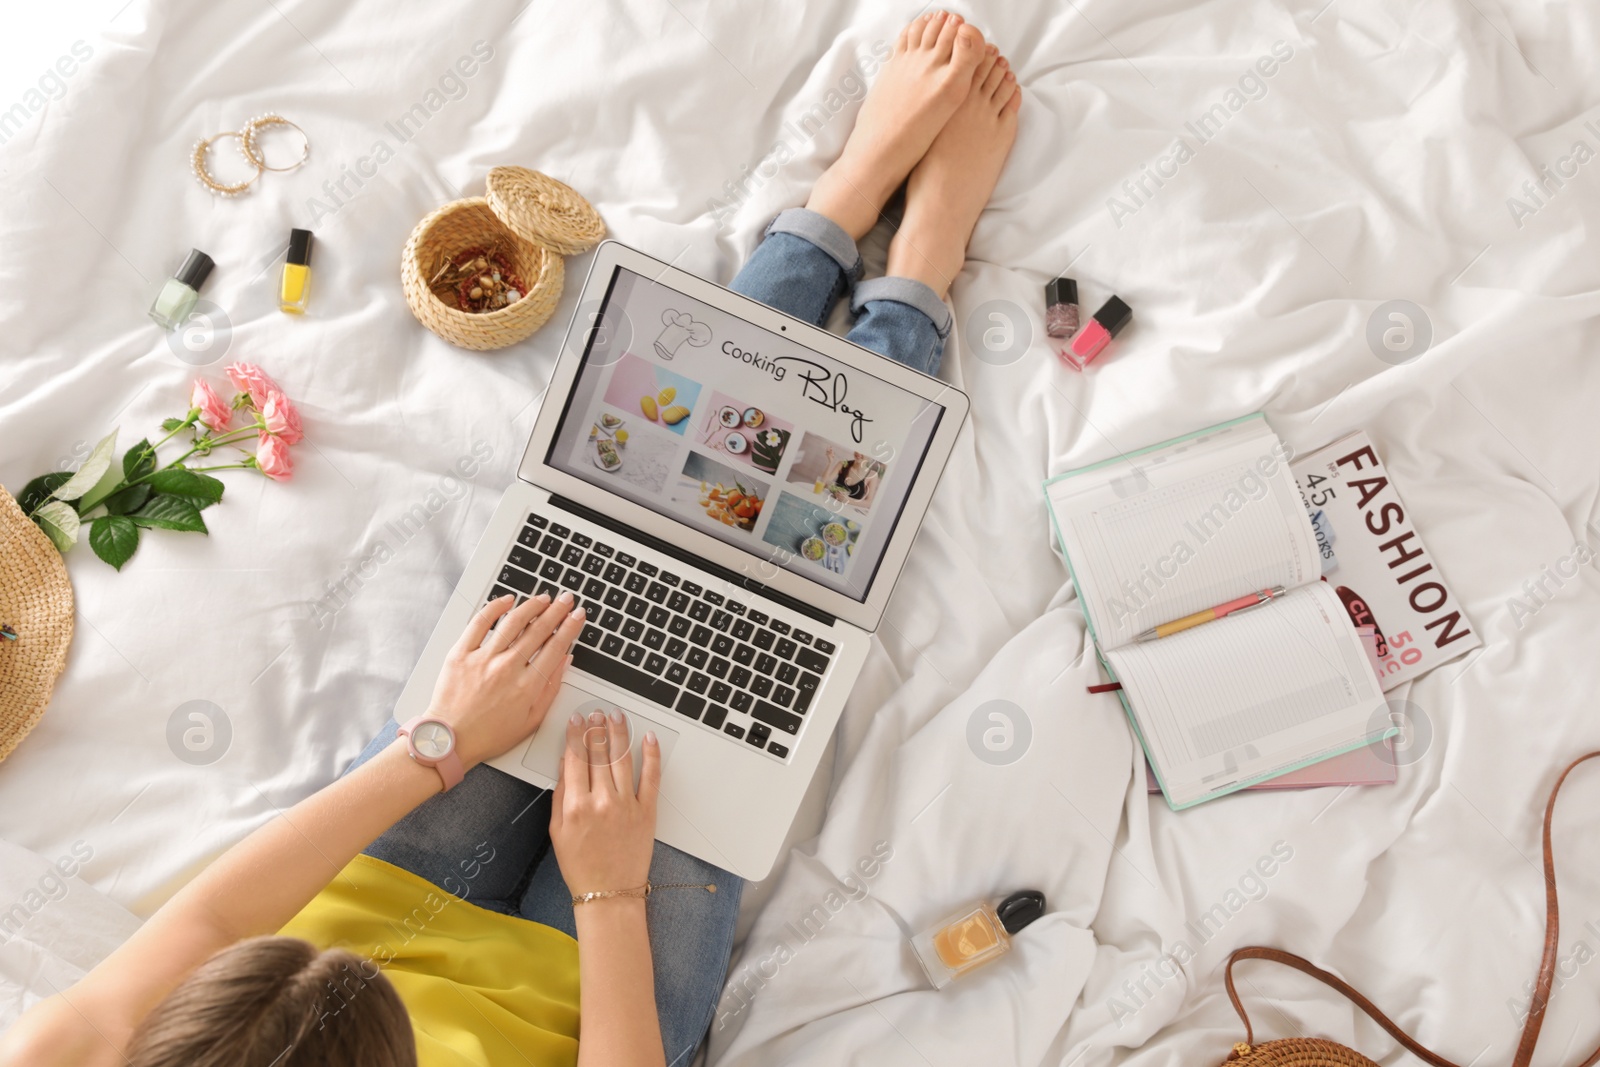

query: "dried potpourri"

left=427, top=246, right=528, bottom=313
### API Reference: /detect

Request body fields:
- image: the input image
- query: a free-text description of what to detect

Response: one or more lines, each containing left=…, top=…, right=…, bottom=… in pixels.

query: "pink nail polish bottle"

left=1060, top=296, right=1131, bottom=371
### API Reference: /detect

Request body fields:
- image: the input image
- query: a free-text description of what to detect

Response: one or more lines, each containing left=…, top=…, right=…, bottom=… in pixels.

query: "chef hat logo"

left=654, top=308, right=712, bottom=359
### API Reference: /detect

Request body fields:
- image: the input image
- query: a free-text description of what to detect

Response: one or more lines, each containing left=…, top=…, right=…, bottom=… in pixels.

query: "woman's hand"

left=551, top=711, right=661, bottom=894
left=424, top=591, right=585, bottom=769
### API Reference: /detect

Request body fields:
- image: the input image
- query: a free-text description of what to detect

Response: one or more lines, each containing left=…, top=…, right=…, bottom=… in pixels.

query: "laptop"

left=393, top=241, right=968, bottom=879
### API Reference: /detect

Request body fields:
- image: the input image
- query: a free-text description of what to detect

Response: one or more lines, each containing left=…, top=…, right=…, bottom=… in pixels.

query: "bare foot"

left=806, top=11, right=987, bottom=240
left=887, top=51, right=1020, bottom=298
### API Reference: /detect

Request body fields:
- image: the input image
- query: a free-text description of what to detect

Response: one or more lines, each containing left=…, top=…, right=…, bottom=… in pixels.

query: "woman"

left=821, top=448, right=883, bottom=508
left=2, top=592, right=739, bottom=1067
left=0, top=10, right=1018, bottom=1065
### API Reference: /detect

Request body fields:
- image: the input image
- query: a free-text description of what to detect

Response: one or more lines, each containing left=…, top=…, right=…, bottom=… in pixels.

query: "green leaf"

left=19, top=472, right=72, bottom=515
left=161, top=418, right=185, bottom=432
left=88, top=515, right=140, bottom=570
left=130, top=493, right=207, bottom=533
left=33, top=500, right=80, bottom=553
left=101, top=483, right=152, bottom=515
left=123, top=438, right=156, bottom=481
left=145, top=468, right=225, bottom=507
left=53, top=429, right=118, bottom=502
left=76, top=467, right=127, bottom=514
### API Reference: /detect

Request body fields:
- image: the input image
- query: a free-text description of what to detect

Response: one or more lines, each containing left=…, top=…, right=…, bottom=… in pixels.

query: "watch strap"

left=398, top=716, right=465, bottom=792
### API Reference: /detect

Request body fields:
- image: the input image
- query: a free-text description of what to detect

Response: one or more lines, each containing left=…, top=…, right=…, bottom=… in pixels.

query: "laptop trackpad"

left=520, top=683, right=679, bottom=791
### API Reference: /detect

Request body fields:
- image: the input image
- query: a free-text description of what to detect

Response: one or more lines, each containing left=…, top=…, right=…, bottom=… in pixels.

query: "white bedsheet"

left=3, top=0, right=1600, bottom=1063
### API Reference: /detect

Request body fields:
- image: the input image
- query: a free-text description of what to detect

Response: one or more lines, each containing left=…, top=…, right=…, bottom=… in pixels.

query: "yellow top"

left=280, top=854, right=580, bottom=1067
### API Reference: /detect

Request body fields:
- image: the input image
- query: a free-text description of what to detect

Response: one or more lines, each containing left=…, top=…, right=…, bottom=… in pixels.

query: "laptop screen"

left=545, top=266, right=944, bottom=603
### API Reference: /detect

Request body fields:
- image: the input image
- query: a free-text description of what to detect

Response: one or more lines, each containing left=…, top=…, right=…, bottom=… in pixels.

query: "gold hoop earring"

left=240, top=114, right=310, bottom=173
left=191, top=132, right=261, bottom=198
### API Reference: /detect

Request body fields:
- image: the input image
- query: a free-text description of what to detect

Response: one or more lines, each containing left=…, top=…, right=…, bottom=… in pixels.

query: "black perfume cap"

left=997, top=889, right=1046, bottom=934
left=174, top=249, right=215, bottom=291
left=287, top=229, right=314, bottom=267
left=1092, top=296, right=1132, bottom=337
left=1045, top=276, right=1078, bottom=307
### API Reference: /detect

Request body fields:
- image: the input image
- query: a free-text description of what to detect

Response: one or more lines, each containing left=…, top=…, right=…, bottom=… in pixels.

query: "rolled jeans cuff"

left=850, top=276, right=953, bottom=338
left=765, top=208, right=863, bottom=281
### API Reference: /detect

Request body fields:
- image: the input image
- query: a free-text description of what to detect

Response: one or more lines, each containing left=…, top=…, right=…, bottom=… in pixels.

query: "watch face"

left=412, top=721, right=454, bottom=759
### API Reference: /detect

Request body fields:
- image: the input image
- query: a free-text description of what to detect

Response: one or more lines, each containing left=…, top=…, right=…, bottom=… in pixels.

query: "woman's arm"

left=1, top=591, right=584, bottom=1067
left=859, top=470, right=880, bottom=505
left=553, top=711, right=669, bottom=1067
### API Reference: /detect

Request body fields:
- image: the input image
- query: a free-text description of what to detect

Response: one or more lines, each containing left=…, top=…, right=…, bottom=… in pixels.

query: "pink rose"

left=260, top=389, right=304, bottom=444
left=190, top=378, right=233, bottom=434
left=255, top=432, right=294, bottom=481
left=226, top=362, right=282, bottom=408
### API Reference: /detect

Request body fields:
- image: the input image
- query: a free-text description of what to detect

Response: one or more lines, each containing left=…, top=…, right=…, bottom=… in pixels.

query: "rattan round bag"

left=401, top=166, right=605, bottom=351
left=0, top=484, right=75, bottom=762
left=1227, top=1037, right=1380, bottom=1067
left=1219, top=753, right=1600, bottom=1067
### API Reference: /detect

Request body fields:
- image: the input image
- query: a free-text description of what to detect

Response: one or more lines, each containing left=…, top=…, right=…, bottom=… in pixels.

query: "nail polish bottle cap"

left=1092, top=296, right=1132, bottom=337
left=287, top=229, right=314, bottom=267
left=997, top=889, right=1046, bottom=934
left=174, top=249, right=215, bottom=291
left=1045, top=276, right=1078, bottom=306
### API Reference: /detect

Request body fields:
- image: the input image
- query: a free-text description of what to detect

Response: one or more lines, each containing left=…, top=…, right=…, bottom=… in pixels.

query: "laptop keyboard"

left=487, top=510, right=837, bottom=762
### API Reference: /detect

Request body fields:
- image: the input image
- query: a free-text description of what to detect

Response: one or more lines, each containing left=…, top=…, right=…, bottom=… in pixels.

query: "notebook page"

left=1105, top=581, right=1385, bottom=807
left=1049, top=420, right=1319, bottom=650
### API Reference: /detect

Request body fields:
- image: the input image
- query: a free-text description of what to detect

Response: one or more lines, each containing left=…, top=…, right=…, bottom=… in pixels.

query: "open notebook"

left=1044, top=414, right=1394, bottom=809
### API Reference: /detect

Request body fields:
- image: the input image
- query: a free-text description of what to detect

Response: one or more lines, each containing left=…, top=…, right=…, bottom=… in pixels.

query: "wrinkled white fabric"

left=2, top=1, right=1598, bottom=1063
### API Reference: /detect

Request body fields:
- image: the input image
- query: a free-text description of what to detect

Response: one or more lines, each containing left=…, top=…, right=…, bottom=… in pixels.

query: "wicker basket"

left=401, top=167, right=604, bottom=352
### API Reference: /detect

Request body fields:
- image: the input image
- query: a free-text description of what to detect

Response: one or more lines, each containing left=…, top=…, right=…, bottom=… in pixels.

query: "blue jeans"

left=351, top=721, right=743, bottom=1067
left=730, top=207, right=952, bottom=375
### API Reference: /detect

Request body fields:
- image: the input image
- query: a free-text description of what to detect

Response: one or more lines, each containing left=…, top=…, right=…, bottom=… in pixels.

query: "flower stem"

left=151, top=411, right=200, bottom=452
left=120, top=411, right=201, bottom=481
left=153, top=423, right=264, bottom=474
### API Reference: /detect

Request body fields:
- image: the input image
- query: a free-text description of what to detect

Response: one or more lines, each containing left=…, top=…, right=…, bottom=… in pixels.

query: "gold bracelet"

left=571, top=881, right=716, bottom=906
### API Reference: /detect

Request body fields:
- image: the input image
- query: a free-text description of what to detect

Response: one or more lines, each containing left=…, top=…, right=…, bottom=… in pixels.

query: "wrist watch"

left=397, top=716, right=464, bottom=792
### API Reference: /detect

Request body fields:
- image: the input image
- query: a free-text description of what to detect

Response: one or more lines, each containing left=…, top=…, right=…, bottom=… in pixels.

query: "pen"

left=1136, top=586, right=1286, bottom=642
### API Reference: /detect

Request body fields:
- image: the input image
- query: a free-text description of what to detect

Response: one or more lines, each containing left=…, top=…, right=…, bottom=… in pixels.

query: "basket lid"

left=485, top=166, right=606, bottom=257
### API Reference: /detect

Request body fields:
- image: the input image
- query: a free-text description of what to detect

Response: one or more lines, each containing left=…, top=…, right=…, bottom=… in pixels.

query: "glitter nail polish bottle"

left=912, top=889, right=1046, bottom=988
left=148, top=249, right=214, bottom=331
left=1044, top=277, right=1079, bottom=339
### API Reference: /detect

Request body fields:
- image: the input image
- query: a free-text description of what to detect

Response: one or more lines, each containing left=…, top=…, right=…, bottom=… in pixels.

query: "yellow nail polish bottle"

left=279, top=228, right=313, bottom=314
left=911, top=889, right=1045, bottom=988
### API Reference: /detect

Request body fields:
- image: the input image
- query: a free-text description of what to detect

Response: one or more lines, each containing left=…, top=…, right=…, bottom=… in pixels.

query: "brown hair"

left=127, top=936, right=416, bottom=1067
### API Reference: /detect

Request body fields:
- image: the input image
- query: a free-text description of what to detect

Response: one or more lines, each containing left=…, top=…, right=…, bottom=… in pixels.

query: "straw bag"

left=1221, top=752, right=1600, bottom=1067
left=0, top=484, right=75, bottom=762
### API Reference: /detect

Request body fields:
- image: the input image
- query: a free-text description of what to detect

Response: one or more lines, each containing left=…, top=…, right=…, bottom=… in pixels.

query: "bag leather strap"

left=1225, top=751, right=1600, bottom=1067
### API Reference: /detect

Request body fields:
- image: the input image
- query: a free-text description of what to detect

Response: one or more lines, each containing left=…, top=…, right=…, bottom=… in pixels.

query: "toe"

left=981, top=55, right=1008, bottom=96
left=904, top=13, right=931, bottom=51
left=934, top=11, right=963, bottom=58
left=920, top=10, right=947, bottom=49
left=1003, top=88, right=1022, bottom=116
left=971, top=49, right=1000, bottom=90
left=952, top=23, right=985, bottom=67
left=895, top=20, right=914, bottom=54
left=994, top=70, right=1019, bottom=109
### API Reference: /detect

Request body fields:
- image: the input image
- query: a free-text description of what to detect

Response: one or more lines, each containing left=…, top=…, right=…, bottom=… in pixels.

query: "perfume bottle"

left=1061, top=296, right=1132, bottom=370
left=279, top=228, right=314, bottom=314
left=1044, top=276, right=1079, bottom=339
left=148, top=249, right=215, bottom=330
left=912, top=889, right=1045, bottom=988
